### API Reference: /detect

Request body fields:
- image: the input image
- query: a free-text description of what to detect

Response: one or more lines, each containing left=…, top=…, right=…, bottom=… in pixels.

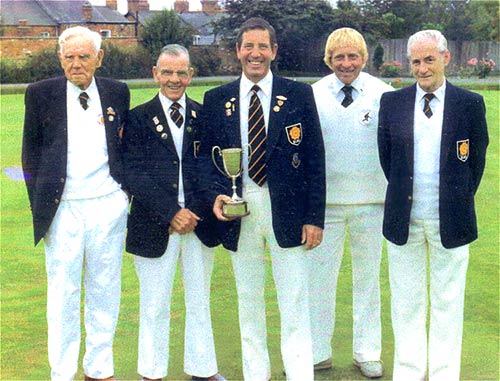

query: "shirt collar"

left=416, top=79, right=446, bottom=103
left=67, top=77, right=97, bottom=100
left=241, top=71, right=274, bottom=98
left=158, top=92, right=186, bottom=111
left=332, top=73, right=362, bottom=96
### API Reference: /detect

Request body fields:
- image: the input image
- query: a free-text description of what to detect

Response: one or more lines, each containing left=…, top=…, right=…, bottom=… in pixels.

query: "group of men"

left=22, top=16, right=488, bottom=381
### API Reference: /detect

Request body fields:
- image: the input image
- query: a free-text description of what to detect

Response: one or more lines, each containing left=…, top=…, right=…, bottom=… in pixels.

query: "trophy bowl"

left=212, top=146, right=250, bottom=218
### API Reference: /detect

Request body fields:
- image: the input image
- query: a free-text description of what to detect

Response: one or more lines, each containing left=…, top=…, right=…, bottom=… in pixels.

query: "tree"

left=140, top=10, right=195, bottom=61
left=213, top=0, right=336, bottom=73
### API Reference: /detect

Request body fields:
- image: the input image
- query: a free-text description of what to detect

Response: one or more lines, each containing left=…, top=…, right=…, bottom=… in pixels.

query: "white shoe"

left=353, top=360, right=383, bottom=379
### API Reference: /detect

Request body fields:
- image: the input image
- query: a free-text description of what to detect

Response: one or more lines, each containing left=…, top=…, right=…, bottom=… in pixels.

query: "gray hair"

left=407, top=30, right=448, bottom=58
left=59, top=26, right=102, bottom=55
left=157, top=44, right=191, bottom=66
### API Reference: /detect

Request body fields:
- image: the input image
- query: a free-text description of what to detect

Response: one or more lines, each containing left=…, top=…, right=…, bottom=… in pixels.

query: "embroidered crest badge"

left=457, top=139, right=469, bottom=162
left=286, top=123, right=302, bottom=146
left=359, top=109, right=373, bottom=126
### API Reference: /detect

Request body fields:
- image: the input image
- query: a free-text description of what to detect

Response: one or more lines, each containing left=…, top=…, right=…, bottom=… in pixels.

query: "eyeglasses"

left=159, top=69, right=191, bottom=79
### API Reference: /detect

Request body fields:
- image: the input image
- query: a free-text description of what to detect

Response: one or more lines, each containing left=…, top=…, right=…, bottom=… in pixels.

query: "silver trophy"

left=212, top=145, right=251, bottom=218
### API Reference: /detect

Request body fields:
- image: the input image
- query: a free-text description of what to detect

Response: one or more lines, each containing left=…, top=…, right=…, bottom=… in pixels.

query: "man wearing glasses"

left=122, top=45, right=225, bottom=381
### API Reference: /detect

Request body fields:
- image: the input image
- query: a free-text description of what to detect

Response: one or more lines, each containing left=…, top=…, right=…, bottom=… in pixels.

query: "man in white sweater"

left=310, top=27, right=393, bottom=379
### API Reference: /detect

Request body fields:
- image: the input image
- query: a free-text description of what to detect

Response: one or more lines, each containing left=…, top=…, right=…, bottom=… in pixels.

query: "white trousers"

left=44, top=190, right=128, bottom=381
left=232, top=185, right=313, bottom=381
left=134, top=231, right=217, bottom=379
left=387, top=218, right=469, bottom=381
left=309, top=204, right=383, bottom=364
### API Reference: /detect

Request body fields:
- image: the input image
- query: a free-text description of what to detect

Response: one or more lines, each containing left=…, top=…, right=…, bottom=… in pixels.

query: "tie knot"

left=423, top=93, right=435, bottom=102
left=170, top=102, right=181, bottom=111
left=251, top=85, right=261, bottom=94
left=342, top=85, right=353, bottom=95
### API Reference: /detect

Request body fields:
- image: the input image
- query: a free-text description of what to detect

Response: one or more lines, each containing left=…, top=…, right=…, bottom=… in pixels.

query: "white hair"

left=407, top=30, right=448, bottom=58
left=58, top=26, right=102, bottom=55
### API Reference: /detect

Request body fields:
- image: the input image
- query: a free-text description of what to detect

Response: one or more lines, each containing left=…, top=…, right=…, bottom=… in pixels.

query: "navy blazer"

left=378, top=81, right=488, bottom=249
left=122, top=95, right=219, bottom=258
left=22, top=76, right=130, bottom=246
left=199, top=75, right=326, bottom=252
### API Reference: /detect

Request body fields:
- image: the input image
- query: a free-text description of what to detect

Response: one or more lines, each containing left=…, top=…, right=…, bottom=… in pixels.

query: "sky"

left=90, top=0, right=337, bottom=14
left=90, top=0, right=203, bottom=14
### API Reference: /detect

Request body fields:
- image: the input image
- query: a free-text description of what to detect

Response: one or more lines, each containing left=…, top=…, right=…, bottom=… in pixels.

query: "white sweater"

left=313, top=72, right=393, bottom=205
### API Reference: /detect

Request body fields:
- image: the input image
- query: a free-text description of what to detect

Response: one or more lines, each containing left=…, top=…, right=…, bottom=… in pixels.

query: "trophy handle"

left=212, top=146, right=228, bottom=177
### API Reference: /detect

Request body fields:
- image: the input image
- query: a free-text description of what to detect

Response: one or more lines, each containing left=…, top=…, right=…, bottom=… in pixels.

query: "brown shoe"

left=84, top=376, right=119, bottom=381
left=191, top=373, right=227, bottom=381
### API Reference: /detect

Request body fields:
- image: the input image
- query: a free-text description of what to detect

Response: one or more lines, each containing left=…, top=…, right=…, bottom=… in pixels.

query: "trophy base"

left=222, top=200, right=250, bottom=218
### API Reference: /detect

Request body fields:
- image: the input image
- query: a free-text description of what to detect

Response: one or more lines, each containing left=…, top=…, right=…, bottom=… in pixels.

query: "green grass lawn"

left=1, top=86, right=498, bottom=381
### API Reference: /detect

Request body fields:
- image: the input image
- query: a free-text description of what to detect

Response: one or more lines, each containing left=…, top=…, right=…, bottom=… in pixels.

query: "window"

left=193, top=35, right=201, bottom=45
left=100, top=29, right=111, bottom=38
left=40, top=31, right=50, bottom=37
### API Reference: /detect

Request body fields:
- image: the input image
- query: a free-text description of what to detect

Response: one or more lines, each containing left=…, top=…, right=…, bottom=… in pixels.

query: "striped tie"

left=248, top=85, right=267, bottom=186
left=423, top=93, right=435, bottom=118
left=170, top=102, right=183, bottom=128
left=79, top=92, right=89, bottom=110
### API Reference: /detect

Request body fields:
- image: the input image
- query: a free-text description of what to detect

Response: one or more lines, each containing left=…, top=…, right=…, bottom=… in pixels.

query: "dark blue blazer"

left=22, top=76, right=130, bottom=246
left=122, top=95, right=219, bottom=258
left=199, top=75, right=326, bottom=252
left=378, top=81, right=488, bottom=249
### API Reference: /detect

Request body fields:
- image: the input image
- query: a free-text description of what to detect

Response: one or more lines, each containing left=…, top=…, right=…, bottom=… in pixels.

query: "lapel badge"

left=457, top=139, right=469, bottom=162
left=193, top=141, right=201, bottom=158
left=161, top=132, right=168, bottom=140
left=276, top=95, right=287, bottom=101
left=225, top=98, right=237, bottom=116
left=292, top=153, right=301, bottom=169
left=277, top=100, right=284, bottom=106
left=106, top=107, right=116, bottom=115
left=226, top=109, right=232, bottom=117
left=156, top=124, right=164, bottom=132
left=186, top=126, right=192, bottom=133
left=153, top=116, right=160, bottom=125
left=285, top=123, right=302, bottom=146
left=108, top=115, right=115, bottom=122
left=273, top=105, right=280, bottom=112
left=191, top=110, right=197, bottom=119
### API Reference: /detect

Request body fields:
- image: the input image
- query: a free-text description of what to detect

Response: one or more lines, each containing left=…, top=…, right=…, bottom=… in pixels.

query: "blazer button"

left=173, top=160, right=178, bottom=165
left=172, top=183, right=178, bottom=189
left=60, top=177, right=65, bottom=183
left=407, top=195, right=412, bottom=201
left=54, top=198, right=60, bottom=204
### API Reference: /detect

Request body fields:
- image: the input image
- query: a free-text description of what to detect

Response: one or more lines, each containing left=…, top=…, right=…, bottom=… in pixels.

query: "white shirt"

left=411, top=81, right=446, bottom=219
left=62, top=78, right=121, bottom=200
left=239, top=71, right=273, bottom=190
left=159, top=92, right=186, bottom=207
left=313, top=72, right=393, bottom=204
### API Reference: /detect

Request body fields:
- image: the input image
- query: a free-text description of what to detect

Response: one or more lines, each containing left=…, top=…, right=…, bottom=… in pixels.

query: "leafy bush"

left=466, top=56, right=496, bottom=79
left=380, top=60, right=402, bottom=77
left=190, top=46, right=223, bottom=76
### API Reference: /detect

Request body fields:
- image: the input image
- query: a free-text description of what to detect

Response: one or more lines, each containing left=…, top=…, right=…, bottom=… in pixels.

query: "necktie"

left=79, top=92, right=89, bottom=110
left=341, top=85, right=353, bottom=108
left=248, top=85, right=267, bottom=186
left=170, top=102, right=183, bottom=128
left=423, top=93, right=435, bottom=118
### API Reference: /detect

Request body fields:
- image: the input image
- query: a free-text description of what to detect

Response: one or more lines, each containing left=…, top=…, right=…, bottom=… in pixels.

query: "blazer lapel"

left=267, top=76, right=289, bottom=159
left=182, top=97, right=197, bottom=157
left=440, top=81, right=459, bottom=169
left=223, top=80, right=241, bottom=147
left=401, top=84, right=417, bottom=163
left=145, top=94, right=179, bottom=157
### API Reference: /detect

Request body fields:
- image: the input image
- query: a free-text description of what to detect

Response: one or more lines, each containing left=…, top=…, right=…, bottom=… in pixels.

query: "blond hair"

left=323, top=27, right=368, bottom=70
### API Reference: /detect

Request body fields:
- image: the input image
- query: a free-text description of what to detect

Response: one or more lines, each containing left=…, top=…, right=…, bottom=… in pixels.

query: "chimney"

left=174, top=0, right=189, bottom=13
left=200, top=0, right=219, bottom=15
left=82, top=1, right=93, bottom=21
left=106, top=0, right=118, bottom=10
left=128, top=0, right=149, bottom=13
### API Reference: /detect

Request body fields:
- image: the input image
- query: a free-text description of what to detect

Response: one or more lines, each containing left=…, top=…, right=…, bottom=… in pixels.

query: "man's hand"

left=213, top=194, right=234, bottom=221
left=301, top=224, right=323, bottom=250
left=169, top=208, right=200, bottom=234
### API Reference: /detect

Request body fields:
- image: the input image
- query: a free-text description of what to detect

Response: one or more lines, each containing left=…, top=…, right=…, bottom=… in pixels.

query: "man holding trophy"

left=122, top=44, right=225, bottom=381
left=200, top=17, right=326, bottom=381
